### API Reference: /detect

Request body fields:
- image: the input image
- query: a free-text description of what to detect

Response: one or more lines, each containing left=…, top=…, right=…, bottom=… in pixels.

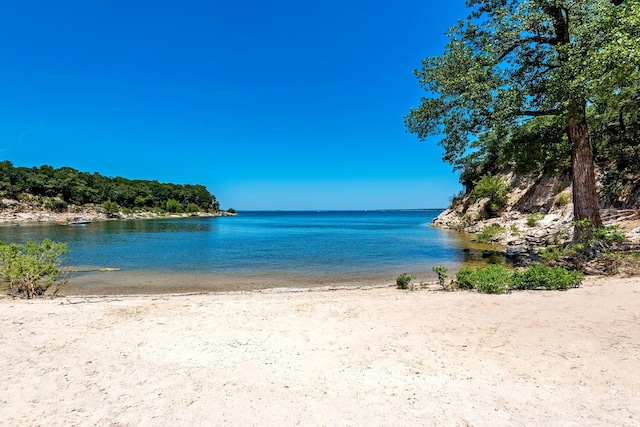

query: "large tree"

left=406, top=0, right=639, bottom=229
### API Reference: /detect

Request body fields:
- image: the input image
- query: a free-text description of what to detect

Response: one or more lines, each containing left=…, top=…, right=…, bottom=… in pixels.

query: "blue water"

left=0, top=210, right=485, bottom=294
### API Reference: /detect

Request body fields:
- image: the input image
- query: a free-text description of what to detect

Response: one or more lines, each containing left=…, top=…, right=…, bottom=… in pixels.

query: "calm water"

left=0, top=210, right=492, bottom=294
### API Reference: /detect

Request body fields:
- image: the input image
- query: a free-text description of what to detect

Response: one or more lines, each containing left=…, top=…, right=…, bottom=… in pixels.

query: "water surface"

left=0, top=210, right=492, bottom=294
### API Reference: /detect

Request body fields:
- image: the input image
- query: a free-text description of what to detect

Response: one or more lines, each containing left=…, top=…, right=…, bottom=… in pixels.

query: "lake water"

left=0, top=210, right=494, bottom=294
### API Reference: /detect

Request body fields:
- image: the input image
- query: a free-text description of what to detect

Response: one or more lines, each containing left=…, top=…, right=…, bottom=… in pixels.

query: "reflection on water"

left=1, top=211, right=505, bottom=295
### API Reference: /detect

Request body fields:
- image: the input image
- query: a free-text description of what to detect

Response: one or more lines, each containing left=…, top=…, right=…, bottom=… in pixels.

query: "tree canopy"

left=406, top=0, right=640, bottom=228
left=0, top=162, right=220, bottom=211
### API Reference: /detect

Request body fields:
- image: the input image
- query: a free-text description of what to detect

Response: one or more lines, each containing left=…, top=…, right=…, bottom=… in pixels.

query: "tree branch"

left=518, top=110, right=561, bottom=117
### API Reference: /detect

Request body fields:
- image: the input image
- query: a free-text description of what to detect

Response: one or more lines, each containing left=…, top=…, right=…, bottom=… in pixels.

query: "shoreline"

left=0, top=210, right=235, bottom=225
left=1, top=275, right=638, bottom=425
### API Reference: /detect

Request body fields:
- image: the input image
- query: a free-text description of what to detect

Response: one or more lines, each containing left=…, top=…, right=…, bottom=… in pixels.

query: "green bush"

left=102, top=200, right=119, bottom=217
left=469, top=174, right=510, bottom=212
left=186, top=203, right=201, bottom=213
left=227, top=207, right=237, bottom=214
left=432, top=265, right=449, bottom=290
left=455, top=267, right=476, bottom=290
left=526, top=212, right=545, bottom=227
left=456, top=264, right=582, bottom=294
left=165, top=199, right=183, bottom=213
left=455, top=264, right=513, bottom=294
left=0, top=239, right=68, bottom=298
left=396, top=273, right=414, bottom=290
left=45, top=198, right=68, bottom=212
left=512, top=265, right=583, bottom=290
left=473, top=264, right=513, bottom=294
left=478, top=224, right=505, bottom=243
left=554, top=193, right=571, bottom=207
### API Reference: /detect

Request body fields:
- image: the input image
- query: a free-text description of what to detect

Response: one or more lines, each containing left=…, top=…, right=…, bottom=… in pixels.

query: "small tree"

left=186, top=203, right=201, bottom=213
left=102, top=200, right=119, bottom=217
left=166, top=199, right=183, bottom=213
left=0, top=239, right=68, bottom=298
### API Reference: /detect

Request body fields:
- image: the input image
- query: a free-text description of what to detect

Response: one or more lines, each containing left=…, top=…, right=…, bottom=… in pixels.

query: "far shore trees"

left=0, top=161, right=220, bottom=213
left=406, top=0, right=640, bottom=237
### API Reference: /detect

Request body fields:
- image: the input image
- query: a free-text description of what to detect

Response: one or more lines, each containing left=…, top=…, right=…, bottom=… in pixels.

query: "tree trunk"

left=567, top=99, right=602, bottom=230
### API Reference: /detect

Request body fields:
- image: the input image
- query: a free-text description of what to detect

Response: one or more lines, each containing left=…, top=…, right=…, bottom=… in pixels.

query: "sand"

left=1, top=276, right=639, bottom=426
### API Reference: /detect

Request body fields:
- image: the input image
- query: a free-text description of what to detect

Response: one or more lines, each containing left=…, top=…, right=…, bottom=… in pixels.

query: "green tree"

left=165, top=198, right=183, bottom=213
left=406, top=0, right=640, bottom=233
left=186, top=203, right=201, bottom=213
left=102, top=200, right=119, bottom=217
left=0, top=239, right=68, bottom=298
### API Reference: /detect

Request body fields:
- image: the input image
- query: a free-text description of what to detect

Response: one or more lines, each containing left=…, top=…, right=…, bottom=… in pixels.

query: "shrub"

left=186, top=203, right=201, bottom=213
left=134, top=196, right=148, bottom=208
left=451, top=213, right=472, bottom=231
left=432, top=265, right=449, bottom=290
left=473, top=264, right=513, bottom=294
left=526, top=212, right=545, bottom=227
left=573, top=219, right=626, bottom=249
left=45, top=198, right=68, bottom=212
left=554, top=193, right=571, bottom=208
left=396, top=273, right=414, bottom=290
left=478, top=224, right=505, bottom=243
left=455, top=267, right=476, bottom=290
left=166, top=199, right=183, bottom=213
left=227, top=207, right=237, bottom=214
left=102, top=200, right=119, bottom=217
left=0, top=239, right=68, bottom=298
left=469, top=174, right=510, bottom=212
left=512, top=265, right=583, bottom=290
left=455, top=264, right=513, bottom=294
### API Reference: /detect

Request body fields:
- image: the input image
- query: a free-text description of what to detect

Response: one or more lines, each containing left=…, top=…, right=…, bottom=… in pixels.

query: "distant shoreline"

left=0, top=208, right=235, bottom=225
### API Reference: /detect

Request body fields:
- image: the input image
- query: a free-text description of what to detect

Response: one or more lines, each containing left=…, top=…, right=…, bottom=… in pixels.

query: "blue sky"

left=0, top=0, right=469, bottom=210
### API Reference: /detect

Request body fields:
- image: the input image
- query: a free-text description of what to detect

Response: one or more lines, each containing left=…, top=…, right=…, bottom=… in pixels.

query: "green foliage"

left=600, top=251, right=640, bottom=276
left=573, top=220, right=626, bottom=247
left=44, top=198, right=68, bottom=213
left=554, top=193, right=571, bottom=208
left=396, top=273, right=415, bottom=290
left=405, top=0, right=640, bottom=221
left=469, top=175, right=510, bottom=212
left=186, top=203, right=201, bottom=213
left=0, top=161, right=219, bottom=211
left=432, top=265, right=449, bottom=290
left=0, top=239, right=68, bottom=298
left=451, top=213, right=473, bottom=231
left=165, top=199, right=183, bottom=213
left=512, top=265, right=583, bottom=291
left=227, top=208, right=237, bottom=214
left=526, top=212, right=545, bottom=227
left=456, top=264, right=582, bottom=294
left=455, top=264, right=513, bottom=294
left=477, top=224, right=505, bottom=243
left=102, top=200, right=119, bottom=217
left=455, top=267, right=476, bottom=290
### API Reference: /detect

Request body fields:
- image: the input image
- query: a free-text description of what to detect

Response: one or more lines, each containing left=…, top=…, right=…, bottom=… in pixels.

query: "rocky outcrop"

left=433, top=171, right=640, bottom=267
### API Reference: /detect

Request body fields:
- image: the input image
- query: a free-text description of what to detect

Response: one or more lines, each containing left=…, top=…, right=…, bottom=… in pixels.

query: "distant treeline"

left=0, top=161, right=219, bottom=211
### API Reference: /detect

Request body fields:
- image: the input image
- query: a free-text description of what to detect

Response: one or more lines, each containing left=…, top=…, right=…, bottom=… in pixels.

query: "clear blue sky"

left=0, top=0, right=469, bottom=210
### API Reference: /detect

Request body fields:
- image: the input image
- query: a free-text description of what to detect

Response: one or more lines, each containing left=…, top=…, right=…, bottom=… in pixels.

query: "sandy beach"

left=1, top=276, right=639, bottom=426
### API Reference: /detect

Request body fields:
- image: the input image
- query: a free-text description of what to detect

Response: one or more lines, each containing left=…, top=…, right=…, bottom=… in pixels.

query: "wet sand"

left=1, top=275, right=639, bottom=426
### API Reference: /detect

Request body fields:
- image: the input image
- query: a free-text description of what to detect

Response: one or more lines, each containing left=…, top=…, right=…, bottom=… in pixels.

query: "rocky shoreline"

left=0, top=199, right=236, bottom=225
left=431, top=173, right=640, bottom=269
